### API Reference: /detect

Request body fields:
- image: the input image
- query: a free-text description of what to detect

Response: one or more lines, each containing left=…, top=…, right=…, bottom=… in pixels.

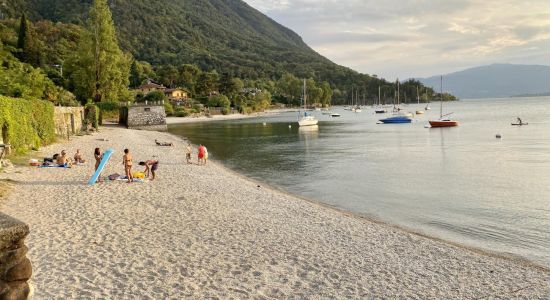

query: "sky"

left=243, top=0, right=550, bottom=81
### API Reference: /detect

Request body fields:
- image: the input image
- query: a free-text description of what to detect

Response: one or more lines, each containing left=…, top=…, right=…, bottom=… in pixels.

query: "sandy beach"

left=0, top=126, right=548, bottom=298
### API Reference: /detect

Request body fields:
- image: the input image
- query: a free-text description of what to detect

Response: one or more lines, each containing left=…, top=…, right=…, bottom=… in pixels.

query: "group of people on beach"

left=44, top=140, right=207, bottom=183
left=43, top=149, right=86, bottom=168
left=185, top=143, right=208, bottom=165
left=94, top=148, right=158, bottom=183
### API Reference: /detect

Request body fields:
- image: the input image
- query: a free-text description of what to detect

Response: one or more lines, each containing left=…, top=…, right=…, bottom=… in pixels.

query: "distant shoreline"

left=166, top=108, right=299, bottom=124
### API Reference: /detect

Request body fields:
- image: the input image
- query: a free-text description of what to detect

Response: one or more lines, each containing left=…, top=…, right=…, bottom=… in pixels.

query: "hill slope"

left=418, top=64, right=550, bottom=99
left=10, top=0, right=352, bottom=81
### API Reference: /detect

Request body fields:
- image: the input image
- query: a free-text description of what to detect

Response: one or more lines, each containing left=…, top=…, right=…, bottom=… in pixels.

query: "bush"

left=175, top=110, right=188, bottom=117
left=84, top=103, right=99, bottom=129
left=0, top=96, right=55, bottom=153
left=164, top=101, right=174, bottom=116
left=140, top=90, right=166, bottom=103
left=96, top=102, right=119, bottom=124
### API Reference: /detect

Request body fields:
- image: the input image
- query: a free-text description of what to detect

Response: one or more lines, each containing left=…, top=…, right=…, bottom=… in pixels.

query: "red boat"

left=429, top=120, right=459, bottom=127
left=429, top=76, right=459, bottom=128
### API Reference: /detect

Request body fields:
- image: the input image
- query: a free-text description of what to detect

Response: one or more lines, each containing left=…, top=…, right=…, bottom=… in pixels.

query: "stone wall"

left=0, top=213, right=32, bottom=300
left=53, top=107, right=84, bottom=137
left=120, top=104, right=167, bottom=131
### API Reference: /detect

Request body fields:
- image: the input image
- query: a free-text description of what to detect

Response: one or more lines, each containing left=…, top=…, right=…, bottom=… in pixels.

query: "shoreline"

left=1, top=127, right=548, bottom=298
left=209, top=157, right=550, bottom=272
left=166, top=108, right=298, bottom=124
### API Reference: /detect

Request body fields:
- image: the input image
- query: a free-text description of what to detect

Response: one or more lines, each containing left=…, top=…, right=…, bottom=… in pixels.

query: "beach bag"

left=108, top=173, right=120, bottom=181
left=132, top=172, right=146, bottom=179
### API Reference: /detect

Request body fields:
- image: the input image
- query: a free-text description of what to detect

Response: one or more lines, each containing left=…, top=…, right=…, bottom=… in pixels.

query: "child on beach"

left=94, top=148, right=103, bottom=182
left=139, top=160, right=159, bottom=180
left=123, top=148, right=133, bottom=183
left=74, top=149, right=86, bottom=164
left=204, top=146, right=208, bottom=165
left=186, top=143, right=192, bottom=164
left=197, top=145, right=205, bottom=165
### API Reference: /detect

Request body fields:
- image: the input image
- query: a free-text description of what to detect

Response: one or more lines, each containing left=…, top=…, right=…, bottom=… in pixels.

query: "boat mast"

left=417, top=86, right=420, bottom=104
left=303, top=79, right=307, bottom=110
left=440, top=75, right=443, bottom=119
left=378, top=86, right=381, bottom=106
left=397, top=79, right=400, bottom=106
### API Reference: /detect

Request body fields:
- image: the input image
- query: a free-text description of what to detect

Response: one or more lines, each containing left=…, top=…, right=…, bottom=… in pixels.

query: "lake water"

left=169, top=97, right=550, bottom=267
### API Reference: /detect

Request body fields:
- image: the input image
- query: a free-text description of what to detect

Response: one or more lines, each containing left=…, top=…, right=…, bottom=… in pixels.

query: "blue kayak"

left=379, top=116, right=412, bottom=124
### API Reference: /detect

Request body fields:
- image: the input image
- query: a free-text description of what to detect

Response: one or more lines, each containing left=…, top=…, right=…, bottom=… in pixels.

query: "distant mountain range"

left=417, top=64, right=550, bottom=99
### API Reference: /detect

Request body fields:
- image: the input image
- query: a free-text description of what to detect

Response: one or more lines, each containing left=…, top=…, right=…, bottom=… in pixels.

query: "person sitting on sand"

left=56, top=150, right=71, bottom=167
left=139, top=160, right=159, bottom=180
left=155, top=139, right=174, bottom=147
left=74, top=149, right=86, bottom=164
left=185, top=143, right=192, bottom=164
left=94, top=148, right=103, bottom=183
left=123, top=148, right=133, bottom=183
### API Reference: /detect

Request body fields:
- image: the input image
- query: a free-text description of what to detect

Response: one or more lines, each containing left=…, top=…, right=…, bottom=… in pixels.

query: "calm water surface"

left=169, top=97, right=550, bottom=267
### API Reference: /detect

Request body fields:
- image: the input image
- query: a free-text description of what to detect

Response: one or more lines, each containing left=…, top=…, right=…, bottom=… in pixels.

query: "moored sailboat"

left=429, top=76, right=458, bottom=127
left=298, top=79, right=318, bottom=127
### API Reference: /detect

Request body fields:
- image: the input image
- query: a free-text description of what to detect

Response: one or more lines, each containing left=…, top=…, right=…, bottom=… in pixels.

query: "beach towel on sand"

left=39, top=164, right=70, bottom=168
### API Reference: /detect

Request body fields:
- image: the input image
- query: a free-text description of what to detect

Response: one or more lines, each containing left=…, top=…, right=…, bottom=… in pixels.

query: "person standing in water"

left=186, top=143, right=192, bottom=164
left=123, top=148, right=133, bottom=183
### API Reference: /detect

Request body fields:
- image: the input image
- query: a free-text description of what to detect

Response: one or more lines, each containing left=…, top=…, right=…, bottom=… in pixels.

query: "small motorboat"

left=511, top=123, right=528, bottom=126
left=331, top=113, right=341, bottom=118
left=416, top=110, right=424, bottom=115
left=375, top=109, right=387, bottom=114
left=379, top=115, right=412, bottom=124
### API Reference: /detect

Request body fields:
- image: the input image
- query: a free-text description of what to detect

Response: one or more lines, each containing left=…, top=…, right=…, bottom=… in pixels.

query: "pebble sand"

left=1, top=127, right=549, bottom=298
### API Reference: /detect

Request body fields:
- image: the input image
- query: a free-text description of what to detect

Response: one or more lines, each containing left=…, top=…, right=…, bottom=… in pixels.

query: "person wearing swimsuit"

left=123, top=148, right=133, bottom=183
left=94, top=148, right=103, bottom=183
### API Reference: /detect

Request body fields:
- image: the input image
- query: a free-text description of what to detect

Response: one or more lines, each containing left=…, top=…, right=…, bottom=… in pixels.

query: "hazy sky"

left=244, top=0, right=550, bottom=81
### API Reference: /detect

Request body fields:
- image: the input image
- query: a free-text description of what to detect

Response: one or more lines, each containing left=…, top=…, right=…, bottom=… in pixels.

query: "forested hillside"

left=1, top=0, right=441, bottom=104
left=7, top=0, right=345, bottom=79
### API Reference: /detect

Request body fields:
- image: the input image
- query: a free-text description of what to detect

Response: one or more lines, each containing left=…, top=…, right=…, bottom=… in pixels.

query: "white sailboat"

left=375, top=85, right=387, bottom=113
left=425, top=88, right=431, bottom=110
left=416, top=86, right=424, bottom=115
left=298, top=79, right=318, bottom=127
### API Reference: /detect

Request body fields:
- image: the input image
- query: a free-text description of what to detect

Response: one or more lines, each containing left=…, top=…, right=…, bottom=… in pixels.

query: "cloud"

left=244, top=0, right=550, bottom=80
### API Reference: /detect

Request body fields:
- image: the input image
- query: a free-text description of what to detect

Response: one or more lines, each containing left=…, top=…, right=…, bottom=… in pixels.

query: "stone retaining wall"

left=0, top=213, right=32, bottom=300
left=120, top=104, right=167, bottom=131
left=54, top=107, right=85, bottom=137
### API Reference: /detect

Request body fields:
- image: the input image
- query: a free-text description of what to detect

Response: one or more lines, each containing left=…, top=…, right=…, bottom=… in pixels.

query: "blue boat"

left=379, top=115, right=412, bottom=124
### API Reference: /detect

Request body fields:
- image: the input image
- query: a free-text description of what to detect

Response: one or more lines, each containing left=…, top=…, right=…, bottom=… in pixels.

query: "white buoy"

left=289, top=125, right=292, bottom=128
left=263, top=122, right=267, bottom=126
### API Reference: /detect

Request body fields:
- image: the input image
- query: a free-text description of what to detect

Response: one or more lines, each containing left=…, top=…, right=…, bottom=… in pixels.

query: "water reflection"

left=169, top=98, right=550, bottom=267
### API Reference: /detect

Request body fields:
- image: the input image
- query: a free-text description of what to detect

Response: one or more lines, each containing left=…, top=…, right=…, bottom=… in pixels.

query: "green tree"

left=195, top=71, right=219, bottom=96
left=68, top=0, right=130, bottom=103
left=141, top=90, right=166, bottom=103
left=178, top=64, right=201, bottom=96
left=320, top=81, right=333, bottom=107
left=208, top=94, right=230, bottom=108
left=16, top=13, right=42, bottom=66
